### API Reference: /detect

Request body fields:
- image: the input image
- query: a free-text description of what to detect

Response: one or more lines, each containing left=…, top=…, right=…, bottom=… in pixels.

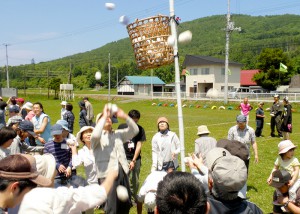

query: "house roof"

left=182, top=55, right=243, bottom=67
left=122, top=76, right=165, bottom=85
left=240, top=70, right=259, bottom=86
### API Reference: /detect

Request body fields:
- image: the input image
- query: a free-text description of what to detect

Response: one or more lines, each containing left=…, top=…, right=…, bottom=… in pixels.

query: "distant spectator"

left=32, top=102, right=51, bottom=145
left=83, top=97, right=94, bottom=125
left=281, top=96, right=292, bottom=140
left=194, top=125, right=217, bottom=165
left=78, top=101, right=89, bottom=128
left=239, top=97, right=252, bottom=125
left=60, top=101, right=67, bottom=120
left=63, top=103, right=75, bottom=133
left=255, top=102, right=265, bottom=137
left=155, top=171, right=209, bottom=214
left=270, top=94, right=284, bottom=138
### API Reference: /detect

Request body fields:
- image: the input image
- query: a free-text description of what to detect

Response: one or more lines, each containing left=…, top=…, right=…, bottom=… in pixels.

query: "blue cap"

left=51, top=124, right=63, bottom=136
left=9, top=105, right=20, bottom=113
left=236, top=115, right=247, bottom=123
left=56, top=120, right=69, bottom=131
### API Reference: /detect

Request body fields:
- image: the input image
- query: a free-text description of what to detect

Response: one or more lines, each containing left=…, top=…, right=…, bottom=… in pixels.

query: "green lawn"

left=15, top=92, right=300, bottom=213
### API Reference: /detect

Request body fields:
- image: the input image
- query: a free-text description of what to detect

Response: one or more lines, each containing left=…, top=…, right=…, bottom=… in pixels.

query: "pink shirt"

left=240, top=103, right=251, bottom=116
left=25, top=110, right=35, bottom=121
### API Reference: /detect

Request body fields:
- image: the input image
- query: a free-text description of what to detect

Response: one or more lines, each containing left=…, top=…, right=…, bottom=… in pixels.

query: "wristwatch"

left=132, top=160, right=136, bottom=163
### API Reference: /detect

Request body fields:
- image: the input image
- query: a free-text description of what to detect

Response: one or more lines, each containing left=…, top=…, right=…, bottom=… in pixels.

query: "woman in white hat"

left=71, top=126, right=97, bottom=185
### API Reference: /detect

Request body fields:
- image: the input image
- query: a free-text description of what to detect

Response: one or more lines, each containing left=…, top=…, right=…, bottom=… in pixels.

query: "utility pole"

left=169, top=0, right=185, bottom=171
left=3, top=43, right=10, bottom=88
left=224, top=0, right=241, bottom=104
left=108, top=53, right=111, bottom=101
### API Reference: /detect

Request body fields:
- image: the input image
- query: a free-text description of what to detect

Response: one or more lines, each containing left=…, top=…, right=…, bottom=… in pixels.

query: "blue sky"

left=0, top=0, right=300, bottom=66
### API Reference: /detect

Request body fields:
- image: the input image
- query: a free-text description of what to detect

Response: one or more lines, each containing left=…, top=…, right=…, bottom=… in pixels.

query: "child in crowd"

left=267, top=140, right=300, bottom=203
left=44, top=124, right=73, bottom=188
left=78, top=101, right=89, bottom=128
left=0, top=127, right=17, bottom=160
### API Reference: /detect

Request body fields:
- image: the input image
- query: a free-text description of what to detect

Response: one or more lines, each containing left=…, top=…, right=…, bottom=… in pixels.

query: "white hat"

left=23, top=102, right=33, bottom=110
left=197, top=125, right=210, bottom=135
left=278, top=140, right=296, bottom=154
left=144, top=192, right=156, bottom=211
left=60, top=101, right=67, bottom=106
left=76, top=126, right=94, bottom=145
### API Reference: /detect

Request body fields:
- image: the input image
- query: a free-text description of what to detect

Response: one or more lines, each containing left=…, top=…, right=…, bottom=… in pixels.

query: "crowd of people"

left=0, top=94, right=297, bottom=214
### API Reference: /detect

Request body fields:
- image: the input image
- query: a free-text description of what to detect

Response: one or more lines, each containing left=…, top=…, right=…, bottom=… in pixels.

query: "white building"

left=182, top=55, right=243, bottom=96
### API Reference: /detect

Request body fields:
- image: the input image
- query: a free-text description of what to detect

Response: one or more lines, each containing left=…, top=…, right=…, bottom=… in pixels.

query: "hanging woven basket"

left=126, top=15, right=174, bottom=70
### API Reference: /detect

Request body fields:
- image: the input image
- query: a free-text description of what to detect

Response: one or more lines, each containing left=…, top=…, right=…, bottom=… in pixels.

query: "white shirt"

left=72, top=145, right=98, bottom=184
left=19, top=184, right=107, bottom=214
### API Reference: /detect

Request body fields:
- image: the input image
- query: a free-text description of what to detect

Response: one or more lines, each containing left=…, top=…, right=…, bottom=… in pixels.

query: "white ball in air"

left=95, top=71, right=102, bottom=80
left=178, top=30, right=192, bottom=44
left=167, top=35, right=175, bottom=46
left=105, top=3, right=115, bottom=10
left=119, top=15, right=130, bottom=25
left=116, top=185, right=129, bottom=202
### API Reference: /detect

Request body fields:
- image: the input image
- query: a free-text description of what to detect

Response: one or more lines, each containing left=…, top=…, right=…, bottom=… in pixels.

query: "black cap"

left=270, top=170, right=291, bottom=188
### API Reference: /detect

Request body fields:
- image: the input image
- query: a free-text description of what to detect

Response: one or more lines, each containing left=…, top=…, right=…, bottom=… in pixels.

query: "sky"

left=0, top=0, right=300, bottom=66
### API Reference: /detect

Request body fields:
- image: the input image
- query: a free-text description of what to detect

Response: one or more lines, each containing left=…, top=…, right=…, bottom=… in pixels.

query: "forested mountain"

left=3, top=14, right=300, bottom=90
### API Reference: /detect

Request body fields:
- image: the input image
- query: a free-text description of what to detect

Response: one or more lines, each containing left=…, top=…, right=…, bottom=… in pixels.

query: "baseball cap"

left=144, top=192, right=156, bottom=211
left=9, top=105, right=20, bottom=113
left=217, top=139, right=249, bottom=162
left=274, top=94, right=280, bottom=98
left=206, top=147, right=232, bottom=170
left=210, top=155, right=247, bottom=198
left=76, top=126, right=94, bottom=145
left=51, top=124, right=63, bottom=136
left=0, top=154, right=52, bottom=187
left=278, top=140, right=296, bottom=154
left=270, top=170, right=291, bottom=188
left=16, top=98, right=25, bottom=103
left=95, top=113, right=118, bottom=124
left=259, top=102, right=264, bottom=105
left=236, top=115, right=247, bottom=123
left=56, top=119, right=70, bottom=131
left=19, top=120, right=37, bottom=137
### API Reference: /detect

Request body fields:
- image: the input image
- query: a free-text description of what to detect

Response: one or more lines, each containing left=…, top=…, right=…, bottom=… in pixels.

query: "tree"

left=253, top=48, right=292, bottom=91
left=48, top=77, right=62, bottom=99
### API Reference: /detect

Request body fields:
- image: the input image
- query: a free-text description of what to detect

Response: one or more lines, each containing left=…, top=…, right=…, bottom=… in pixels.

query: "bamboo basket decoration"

left=126, top=15, right=174, bottom=70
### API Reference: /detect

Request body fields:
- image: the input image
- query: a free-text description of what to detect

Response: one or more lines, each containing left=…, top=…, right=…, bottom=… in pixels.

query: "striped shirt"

left=63, top=110, right=75, bottom=133
left=44, top=139, right=72, bottom=178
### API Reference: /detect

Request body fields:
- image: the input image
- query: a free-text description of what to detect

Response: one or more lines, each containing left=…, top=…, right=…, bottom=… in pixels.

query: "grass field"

left=15, top=92, right=300, bottom=213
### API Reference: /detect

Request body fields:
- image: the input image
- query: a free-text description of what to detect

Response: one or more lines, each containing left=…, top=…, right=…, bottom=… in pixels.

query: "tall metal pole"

left=224, top=0, right=230, bottom=104
left=224, top=0, right=240, bottom=104
left=169, top=0, right=185, bottom=171
left=108, top=53, right=111, bottom=101
left=3, top=44, right=10, bottom=88
left=151, top=69, right=153, bottom=99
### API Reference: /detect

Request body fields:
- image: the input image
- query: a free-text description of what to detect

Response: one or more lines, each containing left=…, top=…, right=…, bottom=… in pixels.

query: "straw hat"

left=197, top=125, right=210, bottom=135
left=76, top=126, right=94, bottom=145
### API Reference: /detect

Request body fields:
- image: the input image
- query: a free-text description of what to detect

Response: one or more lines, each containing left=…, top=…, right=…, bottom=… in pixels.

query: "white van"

left=228, top=87, right=253, bottom=99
